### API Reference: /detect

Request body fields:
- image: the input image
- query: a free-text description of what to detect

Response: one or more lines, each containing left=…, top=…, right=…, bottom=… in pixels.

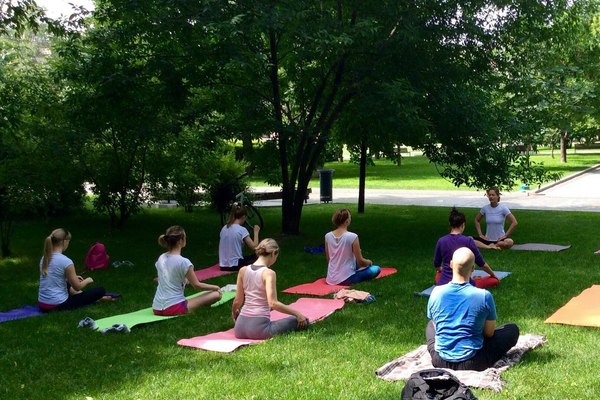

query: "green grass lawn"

left=1, top=205, right=600, bottom=399
left=248, top=153, right=600, bottom=190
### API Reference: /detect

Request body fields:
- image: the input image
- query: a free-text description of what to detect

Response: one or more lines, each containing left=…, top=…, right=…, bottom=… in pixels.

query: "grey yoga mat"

left=511, top=243, right=571, bottom=252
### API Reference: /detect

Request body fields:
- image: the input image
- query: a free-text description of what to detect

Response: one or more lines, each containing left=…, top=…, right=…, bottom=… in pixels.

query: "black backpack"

left=401, top=369, right=477, bottom=400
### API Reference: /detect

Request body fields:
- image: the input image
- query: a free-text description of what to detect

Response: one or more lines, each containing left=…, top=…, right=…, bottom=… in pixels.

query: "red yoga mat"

left=194, top=263, right=235, bottom=281
left=282, top=267, right=397, bottom=296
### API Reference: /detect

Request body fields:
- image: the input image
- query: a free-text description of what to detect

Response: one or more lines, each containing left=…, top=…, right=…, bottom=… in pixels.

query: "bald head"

left=451, top=247, right=475, bottom=279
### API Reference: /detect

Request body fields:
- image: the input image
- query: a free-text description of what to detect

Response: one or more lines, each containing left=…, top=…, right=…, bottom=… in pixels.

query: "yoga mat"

left=414, top=270, right=512, bottom=298
left=194, top=263, right=235, bottom=281
left=375, top=334, right=545, bottom=392
left=282, top=267, right=397, bottom=296
left=545, top=285, right=600, bottom=327
left=511, top=243, right=571, bottom=252
left=177, top=297, right=345, bottom=352
left=95, top=291, right=236, bottom=331
left=0, top=305, right=46, bottom=323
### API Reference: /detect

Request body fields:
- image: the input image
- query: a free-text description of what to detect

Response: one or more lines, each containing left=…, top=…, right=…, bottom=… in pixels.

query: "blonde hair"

left=332, top=208, right=351, bottom=227
left=158, top=225, right=186, bottom=250
left=227, top=203, right=247, bottom=227
left=255, top=238, right=279, bottom=257
left=41, top=228, right=71, bottom=276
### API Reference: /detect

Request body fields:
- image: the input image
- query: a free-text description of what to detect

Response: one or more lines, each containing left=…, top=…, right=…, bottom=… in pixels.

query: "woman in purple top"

left=434, top=208, right=498, bottom=288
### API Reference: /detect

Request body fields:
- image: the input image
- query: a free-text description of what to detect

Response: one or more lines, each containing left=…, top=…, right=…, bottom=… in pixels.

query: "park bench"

left=574, top=142, right=600, bottom=149
left=252, top=188, right=312, bottom=203
left=399, top=146, right=411, bottom=156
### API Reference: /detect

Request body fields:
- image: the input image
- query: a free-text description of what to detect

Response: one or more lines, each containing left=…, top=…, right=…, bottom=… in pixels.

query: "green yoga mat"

left=95, top=291, right=236, bottom=331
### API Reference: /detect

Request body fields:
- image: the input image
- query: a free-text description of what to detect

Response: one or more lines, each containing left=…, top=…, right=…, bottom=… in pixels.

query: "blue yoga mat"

left=0, top=305, right=46, bottom=323
left=414, top=270, right=512, bottom=297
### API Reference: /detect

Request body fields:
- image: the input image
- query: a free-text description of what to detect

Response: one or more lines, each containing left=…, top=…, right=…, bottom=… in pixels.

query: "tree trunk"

left=281, top=191, right=300, bottom=234
left=0, top=219, right=13, bottom=258
left=358, top=138, right=367, bottom=214
left=559, top=130, right=568, bottom=163
left=242, top=133, right=254, bottom=173
left=281, top=180, right=308, bottom=235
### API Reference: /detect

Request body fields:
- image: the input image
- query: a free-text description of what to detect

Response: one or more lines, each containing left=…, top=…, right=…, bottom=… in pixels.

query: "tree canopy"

left=1, top=0, right=599, bottom=243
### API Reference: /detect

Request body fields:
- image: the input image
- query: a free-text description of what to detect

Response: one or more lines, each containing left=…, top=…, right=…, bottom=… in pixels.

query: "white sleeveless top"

left=325, top=231, right=358, bottom=284
left=239, top=265, right=271, bottom=318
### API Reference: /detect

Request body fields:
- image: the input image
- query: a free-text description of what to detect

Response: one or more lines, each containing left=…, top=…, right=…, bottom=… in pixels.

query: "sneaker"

left=363, top=294, right=376, bottom=304
left=78, top=317, right=98, bottom=330
left=101, top=324, right=130, bottom=334
left=113, top=260, right=134, bottom=268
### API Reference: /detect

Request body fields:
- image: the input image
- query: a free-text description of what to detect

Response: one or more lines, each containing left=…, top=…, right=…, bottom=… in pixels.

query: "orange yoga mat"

left=545, top=285, right=600, bottom=327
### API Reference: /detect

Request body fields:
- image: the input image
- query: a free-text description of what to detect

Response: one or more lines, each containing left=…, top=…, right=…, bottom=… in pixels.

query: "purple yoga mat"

left=0, top=305, right=46, bottom=323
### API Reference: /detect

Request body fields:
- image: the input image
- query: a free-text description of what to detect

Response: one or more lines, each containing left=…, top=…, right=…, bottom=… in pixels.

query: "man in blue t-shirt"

left=426, top=247, right=519, bottom=371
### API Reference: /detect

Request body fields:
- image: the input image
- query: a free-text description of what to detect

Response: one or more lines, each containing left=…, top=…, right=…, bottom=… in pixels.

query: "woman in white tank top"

left=325, top=208, right=381, bottom=285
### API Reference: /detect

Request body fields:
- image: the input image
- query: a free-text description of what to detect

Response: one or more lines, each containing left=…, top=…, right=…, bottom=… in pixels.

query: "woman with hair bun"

left=434, top=207, right=498, bottom=288
left=232, top=238, right=308, bottom=340
left=152, top=226, right=221, bottom=316
left=218, top=203, right=260, bottom=271
left=38, top=228, right=107, bottom=311
left=325, top=208, right=380, bottom=285
left=474, top=187, right=518, bottom=250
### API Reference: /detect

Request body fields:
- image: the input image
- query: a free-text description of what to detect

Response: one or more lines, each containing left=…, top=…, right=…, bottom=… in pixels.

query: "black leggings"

left=220, top=254, right=258, bottom=272
left=473, top=237, right=498, bottom=246
left=426, top=320, right=519, bottom=371
left=54, top=287, right=107, bottom=311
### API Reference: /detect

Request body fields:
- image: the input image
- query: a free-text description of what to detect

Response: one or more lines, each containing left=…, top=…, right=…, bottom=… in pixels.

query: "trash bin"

left=318, top=169, right=334, bottom=203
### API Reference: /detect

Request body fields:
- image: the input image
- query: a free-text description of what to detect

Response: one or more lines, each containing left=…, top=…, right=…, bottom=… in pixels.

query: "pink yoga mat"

left=282, top=267, right=397, bottom=296
left=194, top=263, right=235, bottom=281
left=177, top=297, right=345, bottom=352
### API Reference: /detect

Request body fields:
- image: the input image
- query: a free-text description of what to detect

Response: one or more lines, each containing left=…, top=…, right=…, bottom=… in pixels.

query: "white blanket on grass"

left=375, top=334, right=545, bottom=392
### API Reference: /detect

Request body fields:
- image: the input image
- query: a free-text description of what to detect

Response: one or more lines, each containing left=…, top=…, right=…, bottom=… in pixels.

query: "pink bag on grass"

left=84, top=243, right=110, bottom=271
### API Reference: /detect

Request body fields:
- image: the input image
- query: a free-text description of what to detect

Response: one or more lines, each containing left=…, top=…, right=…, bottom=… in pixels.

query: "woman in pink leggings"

left=152, top=225, right=221, bottom=316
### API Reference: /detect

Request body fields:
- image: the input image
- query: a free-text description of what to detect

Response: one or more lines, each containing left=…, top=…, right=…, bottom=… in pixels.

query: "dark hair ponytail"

left=448, top=207, right=466, bottom=228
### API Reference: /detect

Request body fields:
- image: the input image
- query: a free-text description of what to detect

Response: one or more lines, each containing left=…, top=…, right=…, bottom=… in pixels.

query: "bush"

left=202, top=152, right=249, bottom=213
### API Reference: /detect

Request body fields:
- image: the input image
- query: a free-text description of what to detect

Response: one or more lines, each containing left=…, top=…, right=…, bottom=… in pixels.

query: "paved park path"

left=253, top=164, right=600, bottom=212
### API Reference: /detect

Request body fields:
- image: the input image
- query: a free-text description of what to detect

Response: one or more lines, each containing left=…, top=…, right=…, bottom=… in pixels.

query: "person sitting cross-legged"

left=324, top=208, right=380, bottom=286
left=426, top=247, right=519, bottom=371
